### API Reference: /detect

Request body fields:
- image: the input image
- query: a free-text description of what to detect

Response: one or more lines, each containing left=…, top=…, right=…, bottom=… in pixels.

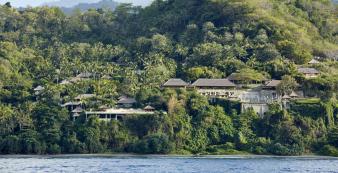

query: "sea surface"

left=0, top=155, right=337, bottom=173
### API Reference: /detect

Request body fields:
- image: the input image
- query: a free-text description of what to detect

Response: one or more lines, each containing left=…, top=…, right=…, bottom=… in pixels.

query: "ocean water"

left=0, top=155, right=337, bottom=173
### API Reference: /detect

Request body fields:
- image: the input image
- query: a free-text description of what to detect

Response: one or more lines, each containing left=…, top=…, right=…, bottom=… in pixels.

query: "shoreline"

left=0, top=154, right=337, bottom=159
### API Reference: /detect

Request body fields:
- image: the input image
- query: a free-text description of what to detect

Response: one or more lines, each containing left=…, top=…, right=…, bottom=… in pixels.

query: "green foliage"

left=186, top=66, right=222, bottom=82
left=128, top=133, right=173, bottom=154
left=320, top=145, right=338, bottom=157
left=277, top=40, right=312, bottom=64
left=230, top=68, right=269, bottom=84
left=290, top=100, right=326, bottom=118
left=0, top=0, right=336, bottom=156
left=328, top=126, right=338, bottom=147
left=277, top=75, right=298, bottom=95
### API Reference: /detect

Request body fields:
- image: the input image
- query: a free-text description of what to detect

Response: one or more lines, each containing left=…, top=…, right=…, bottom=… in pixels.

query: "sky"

left=0, top=0, right=152, bottom=7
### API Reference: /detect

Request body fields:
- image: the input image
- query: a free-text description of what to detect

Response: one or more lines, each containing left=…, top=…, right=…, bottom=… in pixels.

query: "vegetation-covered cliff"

left=0, top=0, right=337, bottom=155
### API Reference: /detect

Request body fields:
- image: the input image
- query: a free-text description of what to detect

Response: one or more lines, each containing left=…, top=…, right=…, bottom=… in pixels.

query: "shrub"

left=0, top=135, right=20, bottom=154
left=320, top=145, right=338, bottom=157
left=129, top=133, right=173, bottom=154
left=269, top=143, right=289, bottom=155
left=47, top=143, right=61, bottom=154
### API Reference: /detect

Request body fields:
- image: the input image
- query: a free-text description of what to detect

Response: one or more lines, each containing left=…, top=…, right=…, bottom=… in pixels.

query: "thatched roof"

left=117, top=97, right=136, bottom=104
left=297, top=67, right=320, bottom=74
left=192, top=79, right=236, bottom=87
left=162, top=78, right=189, bottom=87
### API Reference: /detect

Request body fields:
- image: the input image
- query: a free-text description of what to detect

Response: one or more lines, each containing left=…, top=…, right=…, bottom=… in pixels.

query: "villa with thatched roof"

left=191, top=79, right=237, bottom=98
left=61, top=101, right=81, bottom=111
left=162, top=78, right=189, bottom=88
left=297, top=67, right=320, bottom=78
left=263, top=80, right=281, bottom=90
left=117, top=96, right=136, bottom=108
left=161, top=76, right=305, bottom=116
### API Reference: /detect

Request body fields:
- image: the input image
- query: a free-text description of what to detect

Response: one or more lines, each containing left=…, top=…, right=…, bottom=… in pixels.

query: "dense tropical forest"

left=0, top=0, right=337, bottom=156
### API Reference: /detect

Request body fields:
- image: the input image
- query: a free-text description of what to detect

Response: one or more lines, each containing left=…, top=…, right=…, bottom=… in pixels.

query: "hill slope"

left=61, top=0, right=119, bottom=14
left=43, top=0, right=100, bottom=8
left=0, top=0, right=337, bottom=156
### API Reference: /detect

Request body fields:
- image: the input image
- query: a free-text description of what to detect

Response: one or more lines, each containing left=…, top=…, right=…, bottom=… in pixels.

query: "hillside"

left=0, top=0, right=337, bottom=155
left=43, top=0, right=101, bottom=8
left=61, top=0, right=119, bottom=14
left=44, top=0, right=119, bottom=14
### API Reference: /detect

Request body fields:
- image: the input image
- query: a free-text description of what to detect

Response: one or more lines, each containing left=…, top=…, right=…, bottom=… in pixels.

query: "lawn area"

left=295, top=98, right=321, bottom=104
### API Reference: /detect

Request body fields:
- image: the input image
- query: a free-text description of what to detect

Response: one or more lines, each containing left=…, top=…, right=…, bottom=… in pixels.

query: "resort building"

left=297, top=67, right=320, bottom=78
left=61, top=101, right=82, bottom=112
left=191, top=79, right=237, bottom=98
left=72, top=106, right=84, bottom=120
left=161, top=78, right=189, bottom=89
left=162, top=77, right=304, bottom=116
left=117, top=96, right=137, bottom=108
left=85, top=108, right=155, bottom=121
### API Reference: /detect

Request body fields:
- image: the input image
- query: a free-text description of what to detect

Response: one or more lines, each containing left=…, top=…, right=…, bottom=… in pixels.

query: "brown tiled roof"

left=117, top=97, right=136, bottom=104
left=297, top=68, right=320, bottom=74
left=162, top=78, right=189, bottom=87
left=192, top=79, right=236, bottom=87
